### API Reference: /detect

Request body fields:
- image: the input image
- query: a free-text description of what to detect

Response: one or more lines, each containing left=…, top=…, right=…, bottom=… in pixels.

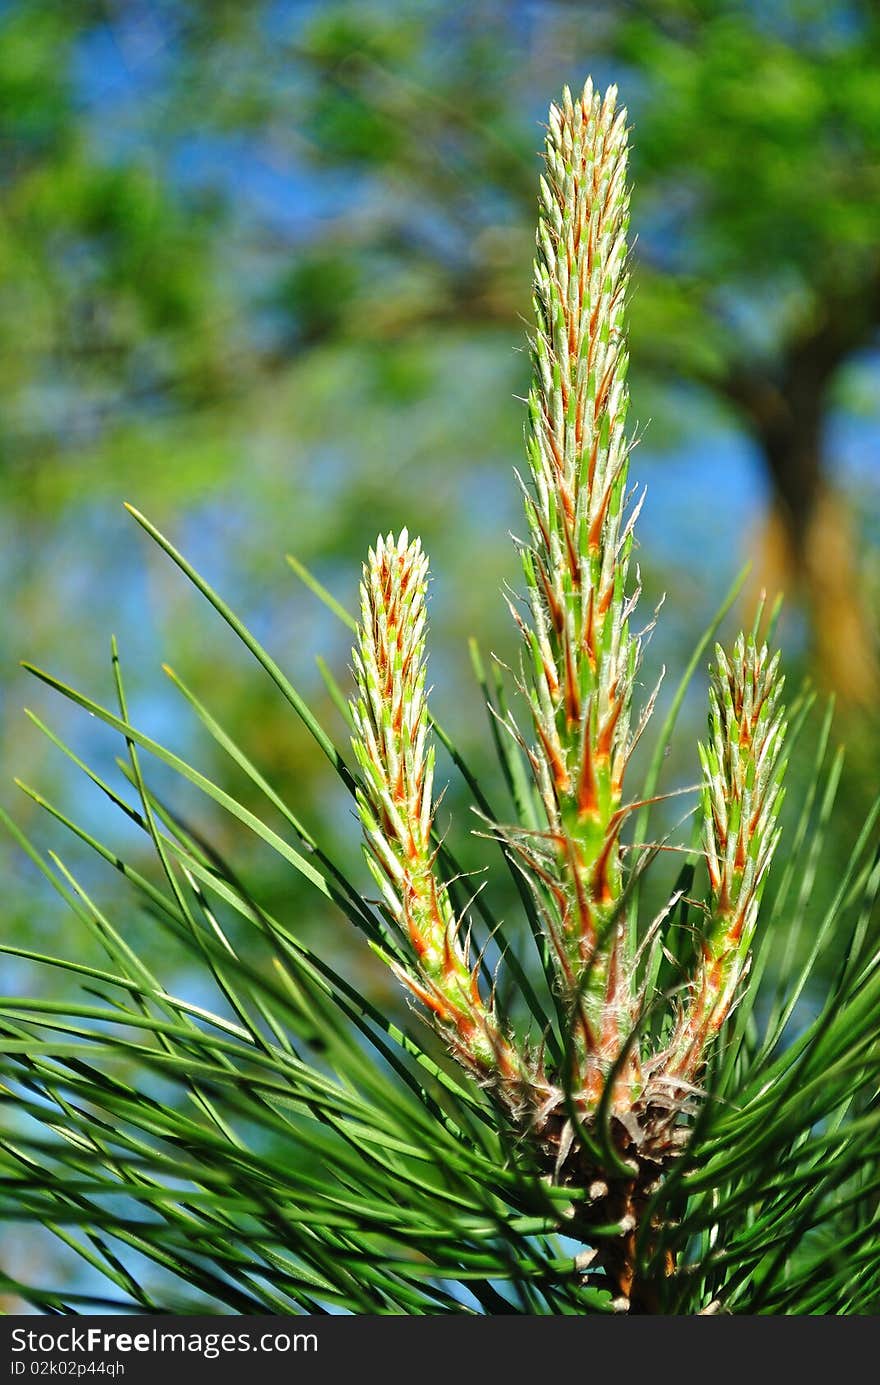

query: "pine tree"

left=2, top=80, right=878, bottom=1316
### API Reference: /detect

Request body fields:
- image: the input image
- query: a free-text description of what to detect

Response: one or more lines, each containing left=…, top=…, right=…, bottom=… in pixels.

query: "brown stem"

left=596, top=1181, right=675, bottom=1314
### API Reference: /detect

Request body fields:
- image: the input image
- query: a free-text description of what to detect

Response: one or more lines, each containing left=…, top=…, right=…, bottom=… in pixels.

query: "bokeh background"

left=2, top=0, right=879, bottom=1305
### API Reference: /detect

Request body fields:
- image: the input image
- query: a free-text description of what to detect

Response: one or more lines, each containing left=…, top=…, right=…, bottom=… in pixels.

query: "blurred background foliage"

left=1, top=0, right=879, bottom=1301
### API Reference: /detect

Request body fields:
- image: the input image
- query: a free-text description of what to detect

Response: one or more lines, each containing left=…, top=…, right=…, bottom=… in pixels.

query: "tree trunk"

left=752, top=421, right=878, bottom=708
left=722, top=356, right=878, bottom=709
